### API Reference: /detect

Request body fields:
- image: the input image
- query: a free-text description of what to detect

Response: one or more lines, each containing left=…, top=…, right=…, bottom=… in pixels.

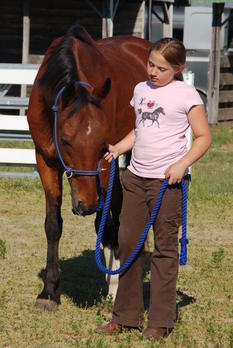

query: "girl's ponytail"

left=175, top=71, right=184, bottom=81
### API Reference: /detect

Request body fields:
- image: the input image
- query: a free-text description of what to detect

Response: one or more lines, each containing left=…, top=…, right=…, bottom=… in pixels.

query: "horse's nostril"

left=77, top=201, right=84, bottom=214
left=72, top=201, right=84, bottom=216
left=72, top=200, right=97, bottom=216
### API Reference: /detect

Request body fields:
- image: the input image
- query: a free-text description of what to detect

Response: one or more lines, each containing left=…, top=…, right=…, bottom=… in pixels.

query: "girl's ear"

left=174, top=65, right=185, bottom=80
left=179, top=64, right=185, bottom=73
left=93, top=78, right=111, bottom=100
left=174, top=64, right=184, bottom=74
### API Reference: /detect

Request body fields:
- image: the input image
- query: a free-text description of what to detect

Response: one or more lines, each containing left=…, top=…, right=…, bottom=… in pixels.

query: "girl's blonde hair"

left=149, top=38, right=186, bottom=81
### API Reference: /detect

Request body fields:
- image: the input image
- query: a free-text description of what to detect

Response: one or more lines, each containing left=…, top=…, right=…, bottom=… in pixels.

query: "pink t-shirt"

left=128, top=80, right=203, bottom=178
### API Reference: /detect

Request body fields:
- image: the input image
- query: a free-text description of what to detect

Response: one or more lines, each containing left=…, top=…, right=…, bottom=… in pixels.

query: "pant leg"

left=145, top=179, right=185, bottom=328
left=112, top=169, right=149, bottom=327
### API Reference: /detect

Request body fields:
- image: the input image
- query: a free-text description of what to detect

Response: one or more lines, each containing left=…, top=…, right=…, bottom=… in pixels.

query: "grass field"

left=0, top=124, right=232, bottom=348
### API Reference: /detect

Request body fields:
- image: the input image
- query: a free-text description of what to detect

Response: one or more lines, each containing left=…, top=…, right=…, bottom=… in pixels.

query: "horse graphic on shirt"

left=138, top=107, right=165, bottom=127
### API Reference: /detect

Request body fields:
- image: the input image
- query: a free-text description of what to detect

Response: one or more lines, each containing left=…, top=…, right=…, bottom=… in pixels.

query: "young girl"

left=95, top=38, right=211, bottom=340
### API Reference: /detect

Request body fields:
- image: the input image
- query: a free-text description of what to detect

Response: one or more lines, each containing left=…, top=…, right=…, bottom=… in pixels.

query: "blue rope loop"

left=52, top=105, right=58, bottom=112
left=95, top=162, right=189, bottom=275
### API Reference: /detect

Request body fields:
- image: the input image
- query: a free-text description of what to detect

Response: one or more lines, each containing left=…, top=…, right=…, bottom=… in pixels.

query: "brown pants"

left=112, top=169, right=188, bottom=328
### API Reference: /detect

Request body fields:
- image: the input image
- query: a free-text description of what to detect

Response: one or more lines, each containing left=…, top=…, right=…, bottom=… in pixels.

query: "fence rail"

left=0, top=64, right=38, bottom=177
left=0, top=63, right=39, bottom=111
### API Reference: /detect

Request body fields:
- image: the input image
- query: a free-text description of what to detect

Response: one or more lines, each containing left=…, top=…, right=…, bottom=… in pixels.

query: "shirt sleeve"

left=184, top=86, right=203, bottom=114
left=130, top=95, right=134, bottom=107
left=130, top=84, right=139, bottom=107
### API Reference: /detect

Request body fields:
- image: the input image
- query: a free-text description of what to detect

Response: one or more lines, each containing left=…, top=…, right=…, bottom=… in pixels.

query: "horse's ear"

left=69, top=25, right=95, bottom=45
left=93, top=78, right=111, bottom=100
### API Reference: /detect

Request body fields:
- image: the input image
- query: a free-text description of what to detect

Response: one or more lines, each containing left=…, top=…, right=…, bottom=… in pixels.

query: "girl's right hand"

left=103, top=144, right=119, bottom=163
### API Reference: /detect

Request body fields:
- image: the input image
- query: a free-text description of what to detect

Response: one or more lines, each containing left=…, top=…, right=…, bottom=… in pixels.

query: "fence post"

left=183, top=69, right=195, bottom=176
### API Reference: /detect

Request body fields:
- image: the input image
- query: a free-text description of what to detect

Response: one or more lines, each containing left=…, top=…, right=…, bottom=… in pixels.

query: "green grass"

left=0, top=140, right=34, bottom=149
left=0, top=124, right=232, bottom=347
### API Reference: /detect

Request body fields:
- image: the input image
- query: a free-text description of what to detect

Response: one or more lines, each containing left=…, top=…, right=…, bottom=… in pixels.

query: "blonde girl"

left=95, top=38, right=211, bottom=341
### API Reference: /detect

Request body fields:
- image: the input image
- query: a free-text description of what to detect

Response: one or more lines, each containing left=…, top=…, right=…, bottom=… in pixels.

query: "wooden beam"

left=162, top=3, right=173, bottom=38
left=21, top=0, right=30, bottom=115
left=22, top=0, right=30, bottom=65
left=86, top=0, right=103, bottom=18
left=102, top=0, right=115, bottom=38
left=102, top=0, right=120, bottom=38
left=139, top=0, right=145, bottom=39
left=86, top=0, right=119, bottom=38
left=148, top=0, right=152, bottom=41
left=207, top=3, right=224, bottom=124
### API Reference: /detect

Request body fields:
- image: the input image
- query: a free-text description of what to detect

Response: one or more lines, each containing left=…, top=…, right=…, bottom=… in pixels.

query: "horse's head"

left=37, top=25, right=130, bottom=216
left=57, top=80, right=112, bottom=216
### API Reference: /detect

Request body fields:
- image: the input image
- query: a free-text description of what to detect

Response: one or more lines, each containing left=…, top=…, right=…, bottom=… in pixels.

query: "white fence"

left=0, top=64, right=38, bottom=110
left=0, top=64, right=38, bottom=176
left=0, top=115, right=36, bottom=164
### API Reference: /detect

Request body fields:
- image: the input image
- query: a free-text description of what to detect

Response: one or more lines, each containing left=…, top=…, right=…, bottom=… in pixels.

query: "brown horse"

left=27, top=25, right=150, bottom=310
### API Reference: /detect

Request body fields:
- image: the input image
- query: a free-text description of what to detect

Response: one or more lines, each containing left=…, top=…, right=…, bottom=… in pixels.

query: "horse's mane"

left=39, top=25, right=99, bottom=114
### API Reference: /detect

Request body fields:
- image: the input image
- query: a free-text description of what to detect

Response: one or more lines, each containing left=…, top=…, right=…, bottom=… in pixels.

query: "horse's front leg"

left=103, top=244, right=120, bottom=303
left=35, top=152, right=63, bottom=311
left=95, top=163, right=122, bottom=302
left=95, top=211, right=120, bottom=303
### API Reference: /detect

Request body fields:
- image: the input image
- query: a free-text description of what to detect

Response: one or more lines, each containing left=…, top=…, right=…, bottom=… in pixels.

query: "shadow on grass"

left=38, top=250, right=196, bottom=312
left=38, top=249, right=108, bottom=308
left=176, top=290, right=196, bottom=323
left=59, top=249, right=108, bottom=307
left=143, top=273, right=196, bottom=313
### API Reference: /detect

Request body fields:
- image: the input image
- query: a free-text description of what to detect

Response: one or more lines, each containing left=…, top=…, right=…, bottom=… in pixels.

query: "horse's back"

left=97, top=35, right=150, bottom=64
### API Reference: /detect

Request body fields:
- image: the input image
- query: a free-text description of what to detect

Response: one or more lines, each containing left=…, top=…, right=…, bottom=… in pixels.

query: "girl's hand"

left=164, top=160, right=187, bottom=185
left=103, top=144, right=119, bottom=163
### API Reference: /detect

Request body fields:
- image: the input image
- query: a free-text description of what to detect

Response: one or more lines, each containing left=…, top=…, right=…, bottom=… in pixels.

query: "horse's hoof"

left=35, top=298, right=58, bottom=312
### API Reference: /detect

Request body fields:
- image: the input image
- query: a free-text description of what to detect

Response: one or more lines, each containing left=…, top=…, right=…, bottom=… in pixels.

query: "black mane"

left=39, top=25, right=99, bottom=114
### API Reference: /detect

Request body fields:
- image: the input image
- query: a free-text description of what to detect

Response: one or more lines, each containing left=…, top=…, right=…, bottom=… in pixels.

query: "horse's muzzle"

left=72, top=200, right=97, bottom=216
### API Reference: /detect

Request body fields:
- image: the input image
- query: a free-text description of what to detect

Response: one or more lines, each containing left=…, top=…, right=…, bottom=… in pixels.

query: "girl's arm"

left=104, top=129, right=135, bottom=162
left=165, top=104, right=212, bottom=185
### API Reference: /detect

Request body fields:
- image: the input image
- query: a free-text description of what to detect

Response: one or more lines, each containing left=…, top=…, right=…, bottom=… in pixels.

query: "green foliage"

left=0, top=290, right=7, bottom=309
left=211, top=248, right=225, bottom=268
left=106, top=293, right=114, bottom=312
left=0, top=140, right=34, bottom=149
left=229, top=329, right=233, bottom=348
left=211, top=125, right=233, bottom=145
left=0, top=239, right=6, bottom=259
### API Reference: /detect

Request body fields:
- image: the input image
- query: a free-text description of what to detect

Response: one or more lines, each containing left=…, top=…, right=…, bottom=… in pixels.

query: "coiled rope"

left=95, top=159, right=188, bottom=275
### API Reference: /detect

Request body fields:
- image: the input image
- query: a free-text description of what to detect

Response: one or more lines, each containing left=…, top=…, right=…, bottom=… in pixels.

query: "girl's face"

left=147, top=50, right=181, bottom=87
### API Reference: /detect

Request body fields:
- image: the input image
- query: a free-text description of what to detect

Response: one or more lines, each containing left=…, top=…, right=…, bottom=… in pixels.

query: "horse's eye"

left=61, top=138, right=71, bottom=147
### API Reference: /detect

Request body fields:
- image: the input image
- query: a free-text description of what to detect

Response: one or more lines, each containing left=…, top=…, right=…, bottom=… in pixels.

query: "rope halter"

left=52, top=81, right=105, bottom=211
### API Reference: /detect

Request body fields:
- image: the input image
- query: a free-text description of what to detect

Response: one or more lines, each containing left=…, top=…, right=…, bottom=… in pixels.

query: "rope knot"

left=52, top=105, right=58, bottom=112
left=179, top=238, right=189, bottom=246
left=179, top=238, right=189, bottom=266
left=65, top=169, right=73, bottom=178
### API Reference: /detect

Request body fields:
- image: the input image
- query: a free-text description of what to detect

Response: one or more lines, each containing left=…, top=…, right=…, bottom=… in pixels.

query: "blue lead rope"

left=95, top=159, right=189, bottom=275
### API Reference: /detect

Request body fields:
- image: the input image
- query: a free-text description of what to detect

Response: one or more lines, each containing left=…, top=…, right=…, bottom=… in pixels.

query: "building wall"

left=0, top=0, right=145, bottom=63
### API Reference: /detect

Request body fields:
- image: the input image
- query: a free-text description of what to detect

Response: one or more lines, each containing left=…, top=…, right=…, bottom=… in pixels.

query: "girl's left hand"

left=164, top=161, right=187, bottom=185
